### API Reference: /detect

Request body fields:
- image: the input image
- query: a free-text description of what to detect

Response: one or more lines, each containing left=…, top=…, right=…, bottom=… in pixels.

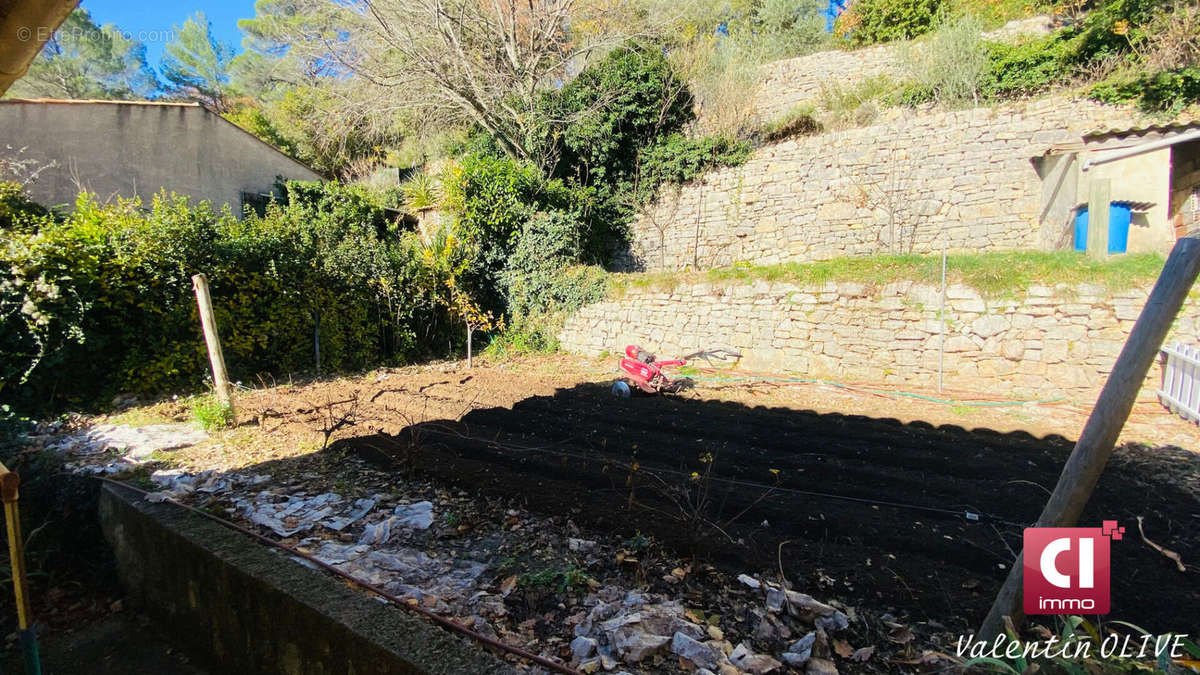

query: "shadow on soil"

left=329, top=382, right=1200, bottom=634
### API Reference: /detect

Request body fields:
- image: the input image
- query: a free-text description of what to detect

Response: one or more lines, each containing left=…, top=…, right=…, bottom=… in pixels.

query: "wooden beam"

left=1086, top=178, right=1111, bottom=257
left=0, top=0, right=79, bottom=95
left=979, top=236, right=1200, bottom=639
left=192, top=274, right=233, bottom=410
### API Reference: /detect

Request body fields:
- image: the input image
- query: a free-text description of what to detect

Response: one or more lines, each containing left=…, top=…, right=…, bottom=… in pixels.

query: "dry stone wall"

left=754, top=16, right=1053, bottom=121
left=620, top=97, right=1151, bottom=272
left=559, top=280, right=1200, bottom=401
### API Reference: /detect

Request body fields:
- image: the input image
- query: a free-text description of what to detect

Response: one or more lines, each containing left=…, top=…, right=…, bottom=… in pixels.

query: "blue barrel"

left=1073, top=203, right=1132, bottom=254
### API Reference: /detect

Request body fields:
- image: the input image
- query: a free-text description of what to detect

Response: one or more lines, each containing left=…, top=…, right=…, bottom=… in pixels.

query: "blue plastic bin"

left=1073, top=202, right=1132, bottom=254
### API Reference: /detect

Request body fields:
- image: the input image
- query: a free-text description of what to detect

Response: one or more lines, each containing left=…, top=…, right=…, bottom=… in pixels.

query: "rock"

left=783, top=632, right=815, bottom=666
left=612, top=626, right=670, bottom=662
left=730, top=642, right=783, bottom=674
left=571, top=635, right=598, bottom=662
left=670, top=632, right=719, bottom=670
left=568, top=537, right=597, bottom=553
left=737, top=574, right=761, bottom=589
left=578, top=657, right=602, bottom=674
left=754, top=614, right=791, bottom=641
left=784, top=591, right=838, bottom=618
left=814, top=611, right=849, bottom=633
left=765, top=587, right=787, bottom=613
left=806, top=657, right=839, bottom=675
left=393, top=501, right=433, bottom=529
left=788, top=632, right=816, bottom=658
left=782, top=652, right=811, bottom=667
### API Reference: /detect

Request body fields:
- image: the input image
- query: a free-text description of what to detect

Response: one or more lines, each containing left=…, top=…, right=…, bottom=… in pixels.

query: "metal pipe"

left=1081, top=128, right=1200, bottom=171
left=99, top=479, right=579, bottom=675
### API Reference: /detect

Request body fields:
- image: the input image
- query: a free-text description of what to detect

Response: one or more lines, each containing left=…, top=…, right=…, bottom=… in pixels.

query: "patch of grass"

left=147, top=449, right=181, bottom=467
left=520, top=564, right=592, bottom=593
left=611, top=251, right=1166, bottom=299
left=191, top=396, right=235, bottom=432
left=760, top=105, right=823, bottom=143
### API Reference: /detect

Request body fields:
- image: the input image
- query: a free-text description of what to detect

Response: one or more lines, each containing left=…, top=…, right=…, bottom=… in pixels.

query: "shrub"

left=1073, top=0, right=1163, bottom=63
left=1090, top=66, right=1200, bottom=113
left=557, top=42, right=695, bottom=193
left=637, top=134, right=752, bottom=203
left=816, top=75, right=900, bottom=128
left=0, top=181, right=438, bottom=414
left=0, top=181, right=50, bottom=231
left=978, top=34, right=1075, bottom=98
left=191, top=396, right=235, bottom=431
left=750, top=0, right=830, bottom=59
left=901, top=15, right=988, bottom=106
left=841, top=0, right=945, bottom=45
left=400, top=171, right=441, bottom=212
left=502, top=213, right=610, bottom=316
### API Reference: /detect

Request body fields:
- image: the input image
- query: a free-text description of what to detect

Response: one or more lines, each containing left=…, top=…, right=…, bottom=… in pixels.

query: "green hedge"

left=0, top=181, right=445, bottom=413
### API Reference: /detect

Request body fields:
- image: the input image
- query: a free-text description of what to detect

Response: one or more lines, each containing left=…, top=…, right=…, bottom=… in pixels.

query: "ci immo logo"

left=1024, top=521, right=1123, bottom=615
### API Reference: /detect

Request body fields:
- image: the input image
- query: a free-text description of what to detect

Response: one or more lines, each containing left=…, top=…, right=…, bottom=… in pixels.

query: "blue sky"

left=79, top=0, right=256, bottom=67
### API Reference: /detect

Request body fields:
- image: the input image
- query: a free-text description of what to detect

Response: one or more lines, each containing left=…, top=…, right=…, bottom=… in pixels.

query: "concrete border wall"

left=559, top=280, right=1200, bottom=401
left=99, top=482, right=515, bottom=675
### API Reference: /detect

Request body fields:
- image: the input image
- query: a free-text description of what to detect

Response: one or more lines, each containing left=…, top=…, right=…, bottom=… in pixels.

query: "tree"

left=6, top=9, right=158, bottom=100
left=254, top=0, right=647, bottom=172
left=162, top=12, right=237, bottom=112
left=233, top=0, right=355, bottom=97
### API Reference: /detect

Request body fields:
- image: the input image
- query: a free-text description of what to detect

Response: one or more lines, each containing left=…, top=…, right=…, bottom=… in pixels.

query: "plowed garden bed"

left=344, top=381, right=1200, bottom=635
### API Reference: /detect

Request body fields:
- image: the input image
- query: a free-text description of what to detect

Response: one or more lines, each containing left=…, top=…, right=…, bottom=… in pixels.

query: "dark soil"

left=347, top=382, right=1200, bottom=636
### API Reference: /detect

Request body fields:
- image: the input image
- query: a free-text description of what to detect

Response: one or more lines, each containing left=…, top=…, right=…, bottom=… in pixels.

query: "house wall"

left=0, top=101, right=323, bottom=213
left=1171, top=140, right=1200, bottom=237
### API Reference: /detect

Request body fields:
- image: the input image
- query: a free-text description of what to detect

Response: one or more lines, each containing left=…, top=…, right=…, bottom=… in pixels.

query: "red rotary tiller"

left=613, top=345, right=741, bottom=396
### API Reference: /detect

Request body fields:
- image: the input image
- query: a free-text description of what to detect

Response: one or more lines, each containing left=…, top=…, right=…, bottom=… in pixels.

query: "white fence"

left=1158, top=342, right=1200, bottom=424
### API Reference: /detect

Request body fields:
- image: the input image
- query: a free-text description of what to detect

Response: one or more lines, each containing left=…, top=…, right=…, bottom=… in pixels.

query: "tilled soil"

left=347, top=382, right=1200, bottom=636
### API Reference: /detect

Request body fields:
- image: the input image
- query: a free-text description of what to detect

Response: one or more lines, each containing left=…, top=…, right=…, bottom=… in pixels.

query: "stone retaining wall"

left=559, top=280, right=1200, bottom=400
left=619, top=97, right=1151, bottom=272
left=754, top=16, right=1053, bottom=121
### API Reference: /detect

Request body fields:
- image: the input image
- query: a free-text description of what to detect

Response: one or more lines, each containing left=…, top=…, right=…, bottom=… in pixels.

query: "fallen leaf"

left=887, top=625, right=915, bottom=644
left=851, top=646, right=875, bottom=662
left=834, top=639, right=854, bottom=658
left=500, top=574, right=518, bottom=597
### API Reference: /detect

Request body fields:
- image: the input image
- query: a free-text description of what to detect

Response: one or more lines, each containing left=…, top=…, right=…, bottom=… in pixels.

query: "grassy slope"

left=610, top=251, right=1168, bottom=299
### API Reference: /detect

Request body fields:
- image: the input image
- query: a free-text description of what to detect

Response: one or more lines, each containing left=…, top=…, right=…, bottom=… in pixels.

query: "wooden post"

left=979, top=236, right=1200, bottom=640
left=191, top=274, right=233, bottom=409
left=1086, top=178, right=1111, bottom=257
